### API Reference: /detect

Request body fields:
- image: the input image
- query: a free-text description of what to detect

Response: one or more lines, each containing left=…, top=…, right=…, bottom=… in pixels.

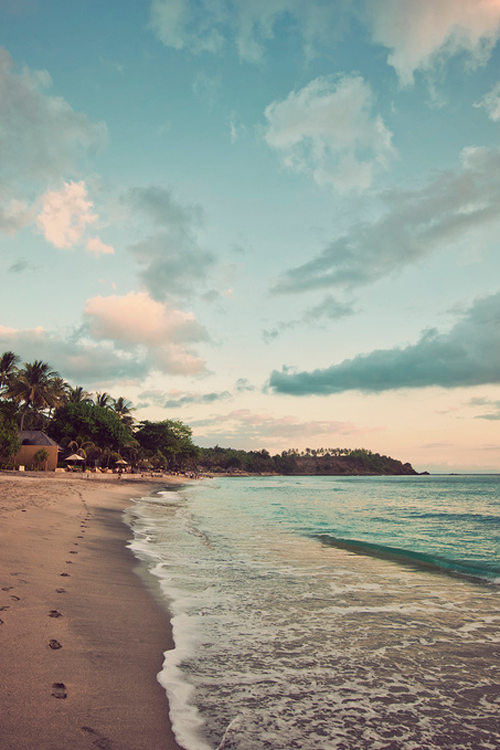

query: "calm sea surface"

left=125, top=475, right=500, bottom=750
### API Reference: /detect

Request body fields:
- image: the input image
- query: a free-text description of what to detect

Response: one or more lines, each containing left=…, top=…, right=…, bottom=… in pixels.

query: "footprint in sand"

left=60, top=573, right=70, bottom=577
left=65, top=561, right=73, bottom=564
left=49, top=639, right=62, bottom=650
left=10, top=595, right=20, bottom=601
left=0, top=605, right=9, bottom=611
left=55, top=588, right=66, bottom=594
left=69, top=551, right=78, bottom=554
left=51, top=682, right=67, bottom=699
left=2, top=586, right=14, bottom=591
left=49, top=610, right=63, bottom=618
left=81, top=726, right=112, bottom=749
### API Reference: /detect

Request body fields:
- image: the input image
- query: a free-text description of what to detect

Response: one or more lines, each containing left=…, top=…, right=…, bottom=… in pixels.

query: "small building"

left=13, top=431, right=59, bottom=472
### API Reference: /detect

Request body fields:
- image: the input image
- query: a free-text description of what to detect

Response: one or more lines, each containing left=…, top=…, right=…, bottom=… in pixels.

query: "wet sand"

left=0, top=471, right=187, bottom=750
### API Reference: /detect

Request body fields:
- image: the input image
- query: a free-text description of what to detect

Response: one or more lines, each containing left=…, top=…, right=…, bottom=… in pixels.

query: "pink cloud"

left=36, top=180, right=97, bottom=248
left=84, top=291, right=205, bottom=345
left=84, top=290, right=207, bottom=375
left=86, top=237, right=115, bottom=255
left=369, top=0, right=500, bottom=84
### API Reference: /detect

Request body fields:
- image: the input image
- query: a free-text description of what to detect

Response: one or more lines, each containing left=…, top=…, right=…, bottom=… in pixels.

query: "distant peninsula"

left=198, top=447, right=422, bottom=476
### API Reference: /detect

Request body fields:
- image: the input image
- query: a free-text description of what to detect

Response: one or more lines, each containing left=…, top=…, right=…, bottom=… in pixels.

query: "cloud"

left=367, top=0, right=500, bottom=85
left=0, top=199, right=33, bottom=233
left=0, top=48, right=107, bottom=244
left=84, top=291, right=208, bottom=375
left=0, top=47, right=106, bottom=198
left=273, top=146, right=500, bottom=295
left=192, top=71, right=222, bottom=109
left=36, top=181, right=97, bottom=248
left=269, top=292, right=500, bottom=395
left=150, top=0, right=225, bottom=54
left=149, top=0, right=351, bottom=63
left=86, top=237, right=115, bottom=256
left=263, top=295, right=356, bottom=343
left=474, top=81, right=500, bottom=121
left=191, top=408, right=359, bottom=448
left=137, top=388, right=231, bottom=409
left=0, top=324, right=148, bottom=384
left=123, top=185, right=214, bottom=300
left=468, top=396, right=500, bottom=420
left=235, top=378, right=255, bottom=392
left=264, top=74, right=395, bottom=193
left=0, top=291, right=209, bottom=383
left=8, top=259, right=34, bottom=274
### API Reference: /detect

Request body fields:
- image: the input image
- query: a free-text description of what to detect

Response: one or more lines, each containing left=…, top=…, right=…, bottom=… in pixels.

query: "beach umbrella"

left=65, top=453, right=85, bottom=462
left=115, top=458, right=128, bottom=465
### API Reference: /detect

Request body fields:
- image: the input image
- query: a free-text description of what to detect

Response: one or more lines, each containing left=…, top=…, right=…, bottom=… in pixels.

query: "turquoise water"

left=126, top=475, right=500, bottom=750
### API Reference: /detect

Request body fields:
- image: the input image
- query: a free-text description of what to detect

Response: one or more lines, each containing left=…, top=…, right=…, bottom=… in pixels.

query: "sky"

left=2, top=0, right=500, bottom=472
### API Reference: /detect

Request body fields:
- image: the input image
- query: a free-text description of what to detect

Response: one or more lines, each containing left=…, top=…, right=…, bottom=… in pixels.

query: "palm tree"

left=67, top=385, right=92, bottom=403
left=62, top=434, right=100, bottom=467
left=5, top=360, right=62, bottom=431
left=112, top=396, right=136, bottom=432
left=93, top=391, right=114, bottom=409
left=0, top=351, right=19, bottom=392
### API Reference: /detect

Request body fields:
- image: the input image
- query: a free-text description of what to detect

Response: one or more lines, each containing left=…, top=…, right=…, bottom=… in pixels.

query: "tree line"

left=0, top=351, right=417, bottom=475
left=0, top=352, right=197, bottom=471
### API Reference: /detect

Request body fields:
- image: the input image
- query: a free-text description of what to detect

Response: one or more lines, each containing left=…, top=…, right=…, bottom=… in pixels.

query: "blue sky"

left=2, top=0, right=500, bottom=471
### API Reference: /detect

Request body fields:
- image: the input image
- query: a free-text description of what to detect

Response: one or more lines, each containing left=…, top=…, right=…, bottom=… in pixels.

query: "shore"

left=0, top=471, right=188, bottom=750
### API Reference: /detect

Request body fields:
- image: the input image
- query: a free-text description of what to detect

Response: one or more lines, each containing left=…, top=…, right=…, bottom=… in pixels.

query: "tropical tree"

left=0, top=351, right=19, bottom=392
left=49, top=401, right=134, bottom=453
left=0, top=401, right=21, bottom=467
left=135, top=419, right=198, bottom=470
left=33, top=448, right=50, bottom=471
left=4, top=360, right=63, bottom=431
left=112, top=396, right=136, bottom=432
left=93, top=392, right=114, bottom=409
left=67, top=385, right=92, bottom=403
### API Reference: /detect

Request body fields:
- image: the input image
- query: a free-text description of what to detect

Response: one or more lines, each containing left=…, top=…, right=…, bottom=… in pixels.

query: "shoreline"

left=0, top=472, right=188, bottom=750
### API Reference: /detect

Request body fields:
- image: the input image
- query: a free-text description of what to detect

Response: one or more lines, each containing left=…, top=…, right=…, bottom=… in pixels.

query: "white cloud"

left=149, top=0, right=350, bottom=63
left=264, top=75, right=395, bottom=193
left=0, top=199, right=33, bottom=233
left=367, top=0, right=500, bottom=85
left=0, top=47, right=106, bottom=194
left=84, top=291, right=208, bottom=375
left=36, top=181, right=97, bottom=248
left=150, top=0, right=225, bottom=54
left=0, top=47, right=106, bottom=239
left=274, top=145, right=500, bottom=294
left=475, top=81, right=500, bottom=121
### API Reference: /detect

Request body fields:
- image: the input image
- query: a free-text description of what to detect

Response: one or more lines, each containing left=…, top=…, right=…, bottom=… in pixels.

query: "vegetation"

left=134, top=420, right=199, bottom=471
left=197, top=446, right=417, bottom=476
left=0, top=402, right=21, bottom=466
left=0, top=350, right=418, bottom=475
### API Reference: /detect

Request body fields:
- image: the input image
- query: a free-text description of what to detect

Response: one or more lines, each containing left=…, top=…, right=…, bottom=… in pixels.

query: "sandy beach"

left=0, top=471, right=186, bottom=750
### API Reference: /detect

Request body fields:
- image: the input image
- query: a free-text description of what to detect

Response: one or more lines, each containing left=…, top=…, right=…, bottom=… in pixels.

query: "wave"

left=313, top=533, right=500, bottom=585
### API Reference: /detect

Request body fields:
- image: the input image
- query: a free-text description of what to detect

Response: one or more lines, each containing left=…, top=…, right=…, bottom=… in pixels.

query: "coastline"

left=0, top=472, right=187, bottom=750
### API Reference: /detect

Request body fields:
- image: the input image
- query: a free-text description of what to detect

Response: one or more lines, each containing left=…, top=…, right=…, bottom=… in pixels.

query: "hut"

left=13, top=431, right=59, bottom=472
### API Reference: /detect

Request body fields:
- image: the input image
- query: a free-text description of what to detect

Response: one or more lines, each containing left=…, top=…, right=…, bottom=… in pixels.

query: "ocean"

left=124, top=475, right=500, bottom=750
